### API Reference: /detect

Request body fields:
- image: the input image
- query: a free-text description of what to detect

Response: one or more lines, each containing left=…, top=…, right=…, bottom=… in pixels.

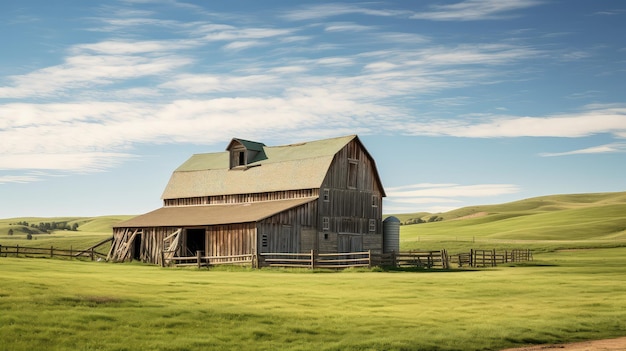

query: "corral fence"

left=1, top=244, right=533, bottom=270
left=165, top=250, right=453, bottom=269
left=453, top=249, right=533, bottom=267
left=0, top=244, right=108, bottom=261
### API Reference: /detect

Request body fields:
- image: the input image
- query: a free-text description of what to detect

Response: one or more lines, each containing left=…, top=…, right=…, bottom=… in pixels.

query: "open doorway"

left=185, top=228, right=206, bottom=256
left=131, top=233, right=142, bottom=261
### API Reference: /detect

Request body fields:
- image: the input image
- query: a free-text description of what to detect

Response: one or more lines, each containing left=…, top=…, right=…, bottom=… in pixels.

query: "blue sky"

left=1, top=0, right=625, bottom=218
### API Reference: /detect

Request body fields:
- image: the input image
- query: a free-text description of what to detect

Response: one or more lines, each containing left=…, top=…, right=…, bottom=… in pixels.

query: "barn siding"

left=164, top=189, right=319, bottom=207
left=318, top=139, right=384, bottom=254
left=257, top=201, right=316, bottom=253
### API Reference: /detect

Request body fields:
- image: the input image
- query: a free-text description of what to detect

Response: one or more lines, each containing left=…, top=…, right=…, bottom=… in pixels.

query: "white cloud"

left=0, top=53, right=191, bottom=99
left=387, top=183, right=520, bottom=198
left=0, top=153, right=136, bottom=172
left=540, top=143, right=626, bottom=157
left=282, top=4, right=409, bottom=21
left=411, top=0, right=543, bottom=21
left=383, top=183, right=520, bottom=214
left=402, top=106, right=626, bottom=138
left=0, top=174, right=45, bottom=184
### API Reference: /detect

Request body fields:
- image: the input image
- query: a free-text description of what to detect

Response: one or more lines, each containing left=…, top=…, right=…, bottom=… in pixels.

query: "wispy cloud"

left=384, top=183, right=520, bottom=214
left=401, top=106, right=626, bottom=138
left=410, top=0, right=544, bottom=21
left=281, top=4, right=409, bottom=21
left=540, top=143, right=626, bottom=157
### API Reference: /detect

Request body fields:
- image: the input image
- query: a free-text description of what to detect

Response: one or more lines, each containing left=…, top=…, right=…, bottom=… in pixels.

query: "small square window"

left=261, top=234, right=268, bottom=247
left=369, top=219, right=376, bottom=233
left=322, top=217, right=330, bottom=231
left=323, top=189, right=330, bottom=202
left=372, top=194, right=379, bottom=208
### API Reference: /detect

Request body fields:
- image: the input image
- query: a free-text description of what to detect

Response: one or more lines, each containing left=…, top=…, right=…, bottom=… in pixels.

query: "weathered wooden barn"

left=108, top=135, right=386, bottom=266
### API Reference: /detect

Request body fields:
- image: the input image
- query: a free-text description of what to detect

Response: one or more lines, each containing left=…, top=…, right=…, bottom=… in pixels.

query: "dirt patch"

left=500, top=336, right=626, bottom=351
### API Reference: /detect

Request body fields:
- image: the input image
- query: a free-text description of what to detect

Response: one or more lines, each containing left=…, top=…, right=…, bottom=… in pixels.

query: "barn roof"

left=161, top=135, right=358, bottom=199
left=113, top=197, right=317, bottom=228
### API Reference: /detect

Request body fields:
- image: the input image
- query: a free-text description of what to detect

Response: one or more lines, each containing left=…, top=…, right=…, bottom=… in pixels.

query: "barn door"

left=338, top=234, right=362, bottom=253
left=279, top=225, right=291, bottom=253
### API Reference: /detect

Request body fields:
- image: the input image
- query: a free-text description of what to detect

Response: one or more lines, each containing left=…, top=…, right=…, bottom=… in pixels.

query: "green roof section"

left=176, top=135, right=356, bottom=172
left=229, top=138, right=265, bottom=152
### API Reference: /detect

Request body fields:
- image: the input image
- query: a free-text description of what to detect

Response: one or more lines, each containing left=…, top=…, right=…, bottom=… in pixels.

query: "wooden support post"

left=70, top=246, right=73, bottom=260
left=90, top=247, right=95, bottom=261
left=160, top=251, right=165, bottom=267
left=197, top=250, right=202, bottom=269
left=50, top=246, right=54, bottom=258
left=492, top=249, right=496, bottom=267
left=16, top=244, right=19, bottom=257
left=310, top=249, right=316, bottom=269
left=470, top=249, right=474, bottom=267
left=367, top=250, right=372, bottom=269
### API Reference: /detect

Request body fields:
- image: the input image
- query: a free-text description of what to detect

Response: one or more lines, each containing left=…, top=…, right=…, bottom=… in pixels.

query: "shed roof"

left=162, top=135, right=358, bottom=199
left=113, top=197, right=317, bottom=228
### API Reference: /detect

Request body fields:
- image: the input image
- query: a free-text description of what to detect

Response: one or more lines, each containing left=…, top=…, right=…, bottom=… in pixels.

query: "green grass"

left=397, top=191, right=626, bottom=252
left=1, top=249, right=626, bottom=351
left=0, top=215, right=132, bottom=250
left=1, top=191, right=626, bottom=350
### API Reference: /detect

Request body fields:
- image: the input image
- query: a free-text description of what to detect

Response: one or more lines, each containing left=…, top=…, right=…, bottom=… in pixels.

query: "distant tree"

left=8, top=228, right=14, bottom=236
left=71, top=223, right=79, bottom=231
left=26, top=233, right=33, bottom=240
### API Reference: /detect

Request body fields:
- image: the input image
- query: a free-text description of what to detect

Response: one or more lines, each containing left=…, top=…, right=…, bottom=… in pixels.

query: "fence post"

left=470, top=249, right=474, bottom=267
left=492, top=249, right=496, bottom=267
left=90, top=247, right=95, bottom=261
left=368, top=250, right=372, bottom=269
left=16, top=244, right=19, bottom=257
left=196, top=250, right=202, bottom=269
left=70, top=246, right=73, bottom=260
left=160, top=251, right=165, bottom=267
left=311, top=249, right=316, bottom=269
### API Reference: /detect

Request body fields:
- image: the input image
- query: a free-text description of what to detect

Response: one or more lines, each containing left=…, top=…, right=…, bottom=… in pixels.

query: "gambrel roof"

left=161, top=135, right=373, bottom=200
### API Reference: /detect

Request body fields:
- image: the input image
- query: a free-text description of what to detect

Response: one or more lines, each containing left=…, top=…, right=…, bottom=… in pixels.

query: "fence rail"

left=0, top=244, right=107, bottom=261
left=1, top=243, right=533, bottom=270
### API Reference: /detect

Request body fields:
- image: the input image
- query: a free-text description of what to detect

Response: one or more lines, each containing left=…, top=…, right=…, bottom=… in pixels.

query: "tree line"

left=9, top=221, right=79, bottom=235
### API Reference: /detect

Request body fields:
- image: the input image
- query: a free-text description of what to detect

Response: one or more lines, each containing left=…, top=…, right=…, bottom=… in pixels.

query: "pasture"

left=1, top=192, right=626, bottom=350
left=1, top=248, right=626, bottom=351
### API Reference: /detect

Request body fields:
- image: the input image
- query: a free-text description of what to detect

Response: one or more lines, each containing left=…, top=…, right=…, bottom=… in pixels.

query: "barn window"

left=323, top=189, right=330, bottom=202
left=261, top=234, right=268, bottom=248
left=238, top=151, right=245, bottom=166
left=372, top=194, right=379, bottom=208
left=322, top=217, right=330, bottom=231
left=369, top=219, right=376, bottom=233
left=347, top=159, right=358, bottom=189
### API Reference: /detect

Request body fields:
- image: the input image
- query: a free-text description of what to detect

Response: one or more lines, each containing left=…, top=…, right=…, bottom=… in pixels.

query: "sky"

left=1, top=0, right=625, bottom=218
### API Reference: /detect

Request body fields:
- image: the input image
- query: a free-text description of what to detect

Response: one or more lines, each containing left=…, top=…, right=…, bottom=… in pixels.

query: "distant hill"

left=392, top=191, right=626, bottom=243
left=0, top=215, right=134, bottom=236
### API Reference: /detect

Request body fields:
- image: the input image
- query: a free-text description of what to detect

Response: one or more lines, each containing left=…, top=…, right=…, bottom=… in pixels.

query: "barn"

left=108, top=135, right=387, bottom=266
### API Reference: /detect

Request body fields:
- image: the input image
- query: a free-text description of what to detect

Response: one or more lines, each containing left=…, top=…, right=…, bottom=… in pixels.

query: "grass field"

left=1, top=191, right=626, bottom=350
left=2, top=248, right=626, bottom=351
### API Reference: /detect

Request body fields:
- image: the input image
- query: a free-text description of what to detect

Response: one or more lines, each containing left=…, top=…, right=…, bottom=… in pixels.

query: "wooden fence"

left=1, top=243, right=532, bottom=270
left=453, top=249, right=533, bottom=267
left=0, top=244, right=108, bottom=261
left=260, top=250, right=372, bottom=269
left=163, top=251, right=254, bottom=268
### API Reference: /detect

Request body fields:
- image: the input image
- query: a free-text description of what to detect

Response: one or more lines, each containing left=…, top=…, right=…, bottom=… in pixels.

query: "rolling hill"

left=390, top=191, right=626, bottom=250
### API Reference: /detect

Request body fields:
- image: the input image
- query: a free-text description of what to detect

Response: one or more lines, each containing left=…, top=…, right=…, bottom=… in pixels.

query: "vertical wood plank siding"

left=164, top=189, right=319, bottom=207
left=319, top=139, right=384, bottom=253
left=257, top=201, right=316, bottom=253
